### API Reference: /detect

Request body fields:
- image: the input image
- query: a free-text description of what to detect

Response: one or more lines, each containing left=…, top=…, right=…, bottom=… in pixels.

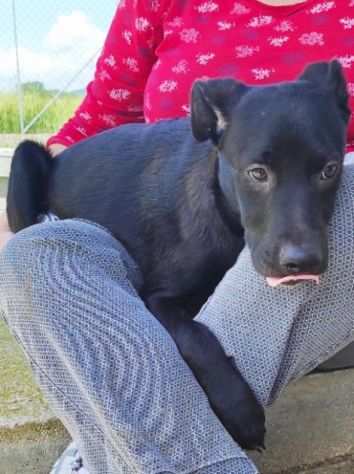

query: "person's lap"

left=2, top=161, right=354, bottom=473
left=0, top=219, right=256, bottom=473
left=316, top=152, right=354, bottom=371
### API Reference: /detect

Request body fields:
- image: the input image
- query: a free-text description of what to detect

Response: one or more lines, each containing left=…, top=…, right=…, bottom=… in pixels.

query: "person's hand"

left=47, top=143, right=67, bottom=157
left=0, top=212, right=14, bottom=250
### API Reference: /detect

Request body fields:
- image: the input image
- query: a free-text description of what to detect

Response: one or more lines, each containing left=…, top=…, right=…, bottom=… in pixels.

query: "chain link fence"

left=0, top=0, right=117, bottom=142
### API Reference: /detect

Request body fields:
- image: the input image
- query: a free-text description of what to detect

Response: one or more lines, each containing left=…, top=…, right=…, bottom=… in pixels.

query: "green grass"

left=0, top=320, right=48, bottom=421
left=0, top=91, right=81, bottom=134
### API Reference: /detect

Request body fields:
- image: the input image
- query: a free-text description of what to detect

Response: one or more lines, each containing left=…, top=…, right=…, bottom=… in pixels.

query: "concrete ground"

left=250, top=370, right=354, bottom=473
left=1, top=319, right=354, bottom=474
left=0, top=321, right=70, bottom=473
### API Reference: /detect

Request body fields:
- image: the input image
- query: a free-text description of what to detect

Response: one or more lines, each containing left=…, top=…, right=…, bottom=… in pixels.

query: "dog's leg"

left=146, top=295, right=266, bottom=450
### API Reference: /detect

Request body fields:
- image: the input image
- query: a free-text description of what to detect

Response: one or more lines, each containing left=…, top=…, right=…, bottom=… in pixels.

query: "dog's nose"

left=279, top=244, right=322, bottom=275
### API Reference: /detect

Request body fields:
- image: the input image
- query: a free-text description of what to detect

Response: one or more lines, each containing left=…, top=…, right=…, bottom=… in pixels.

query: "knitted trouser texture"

left=2, top=164, right=354, bottom=473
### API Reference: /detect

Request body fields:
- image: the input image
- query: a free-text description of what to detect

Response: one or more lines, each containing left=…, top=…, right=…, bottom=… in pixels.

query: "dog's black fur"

left=7, top=61, right=350, bottom=450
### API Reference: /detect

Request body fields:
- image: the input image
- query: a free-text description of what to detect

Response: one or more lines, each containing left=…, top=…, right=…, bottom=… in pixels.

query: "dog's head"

left=191, top=60, right=350, bottom=286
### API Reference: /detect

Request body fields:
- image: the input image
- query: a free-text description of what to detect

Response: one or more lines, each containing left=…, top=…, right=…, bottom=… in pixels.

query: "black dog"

left=7, top=60, right=350, bottom=450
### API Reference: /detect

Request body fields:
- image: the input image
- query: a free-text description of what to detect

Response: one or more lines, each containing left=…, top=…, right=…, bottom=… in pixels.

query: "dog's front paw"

left=228, top=396, right=266, bottom=451
left=214, top=376, right=266, bottom=451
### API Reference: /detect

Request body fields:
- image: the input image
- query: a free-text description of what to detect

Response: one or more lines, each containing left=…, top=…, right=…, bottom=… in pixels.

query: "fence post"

left=12, top=0, right=25, bottom=136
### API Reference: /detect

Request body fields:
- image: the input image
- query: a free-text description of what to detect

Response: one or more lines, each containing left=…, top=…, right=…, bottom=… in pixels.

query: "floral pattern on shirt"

left=48, top=0, right=354, bottom=152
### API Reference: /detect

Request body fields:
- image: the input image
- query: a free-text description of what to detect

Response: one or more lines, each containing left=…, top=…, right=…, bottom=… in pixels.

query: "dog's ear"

left=191, top=78, right=248, bottom=144
left=299, top=60, right=350, bottom=123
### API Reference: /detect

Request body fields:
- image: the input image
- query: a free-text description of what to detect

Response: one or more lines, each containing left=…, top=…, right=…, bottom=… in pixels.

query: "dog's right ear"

left=191, top=78, right=248, bottom=144
left=299, top=60, right=350, bottom=124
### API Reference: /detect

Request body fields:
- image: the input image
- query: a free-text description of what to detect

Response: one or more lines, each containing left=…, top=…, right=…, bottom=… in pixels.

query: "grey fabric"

left=196, top=167, right=354, bottom=405
left=0, top=220, right=256, bottom=474
left=2, top=163, right=354, bottom=473
left=316, top=153, right=354, bottom=371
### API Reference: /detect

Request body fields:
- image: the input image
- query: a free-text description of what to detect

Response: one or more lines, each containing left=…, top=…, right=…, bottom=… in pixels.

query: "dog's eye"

left=320, top=163, right=338, bottom=180
left=248, top=167, right=268, bottom=182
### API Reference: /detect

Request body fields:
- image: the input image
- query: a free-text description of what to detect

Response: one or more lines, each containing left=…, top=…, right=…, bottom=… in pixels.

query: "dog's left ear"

left=191, top=78, right=248, bottom=144
left=299, top=60, right=350, bottom=123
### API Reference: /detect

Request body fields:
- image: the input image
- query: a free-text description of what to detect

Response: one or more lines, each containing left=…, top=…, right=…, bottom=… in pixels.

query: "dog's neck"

left=213, top=151, right=244, bottom=238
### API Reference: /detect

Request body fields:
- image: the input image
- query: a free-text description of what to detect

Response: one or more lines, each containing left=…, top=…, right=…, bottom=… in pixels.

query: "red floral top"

left=48, top=0, right=354, bottom=152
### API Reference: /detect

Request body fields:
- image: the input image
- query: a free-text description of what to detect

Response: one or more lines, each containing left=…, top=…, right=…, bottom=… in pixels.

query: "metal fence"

left=1, top=0, right=117, bottom=136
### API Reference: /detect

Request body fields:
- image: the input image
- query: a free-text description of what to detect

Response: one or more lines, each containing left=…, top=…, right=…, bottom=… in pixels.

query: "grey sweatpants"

left=2, top=163, right=354, bottom=474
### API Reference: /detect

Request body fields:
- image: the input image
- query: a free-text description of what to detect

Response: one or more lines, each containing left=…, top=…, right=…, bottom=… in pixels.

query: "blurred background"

left=0, top=0, right=116, bottom=144
left=0, top=5, right=117, bottom=471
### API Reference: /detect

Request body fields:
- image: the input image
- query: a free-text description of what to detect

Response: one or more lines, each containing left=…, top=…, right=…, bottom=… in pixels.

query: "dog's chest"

left=175, top=240, right=245, bottom=317
left=170, top=229, right=244, bottom=296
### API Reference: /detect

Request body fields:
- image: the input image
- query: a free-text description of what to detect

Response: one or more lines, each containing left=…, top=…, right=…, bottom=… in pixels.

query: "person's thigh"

left=316, top=153, right=354, bottom=370
left=0, top=219, right=256, bottom=474
left=196, top=162, right=354, bottom=406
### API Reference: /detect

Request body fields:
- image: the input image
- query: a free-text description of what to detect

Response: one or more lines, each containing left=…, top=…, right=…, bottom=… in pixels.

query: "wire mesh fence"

left=0, top=0, right=117, bottom=138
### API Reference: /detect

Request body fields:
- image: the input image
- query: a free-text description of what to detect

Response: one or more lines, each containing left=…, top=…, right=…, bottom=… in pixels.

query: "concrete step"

left=250, top=371, right=354, bottom=473
left=302, top=456, right=354, bottom=474
left=0, top=148, right=11, bottom=212
left=1, top=421, right=70, bottom=474
left=0, top=321, right=70, bottom=474
left=0, top=134, right=50, bottom=149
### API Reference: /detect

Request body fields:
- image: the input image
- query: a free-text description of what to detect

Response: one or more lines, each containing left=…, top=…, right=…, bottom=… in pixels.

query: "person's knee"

left=0, top=220, right=86, bottom=279
left=0, top=219, right=143, bottom=328
left=0, top=223, right=69, bottom=311
left=0, top=220, right=120, bottom=310
left=0, top=223, right=52, bottom=282
left=0, top=219, right=128, bottom=280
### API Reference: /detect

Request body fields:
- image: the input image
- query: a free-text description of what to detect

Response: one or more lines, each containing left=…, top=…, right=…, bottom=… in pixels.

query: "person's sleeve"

left=47, top=0, right=169, bottom=148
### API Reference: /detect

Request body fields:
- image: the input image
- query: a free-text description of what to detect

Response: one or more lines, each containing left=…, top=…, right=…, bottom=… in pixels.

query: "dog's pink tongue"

left=266, top=274, right=320, bottom=287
